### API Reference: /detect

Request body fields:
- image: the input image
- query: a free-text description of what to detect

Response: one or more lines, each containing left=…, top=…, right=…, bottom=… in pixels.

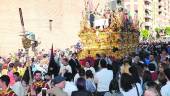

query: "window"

left=145, top=26, right=150, bottom=30
left=158, top=5, right=161, bottom=9
left=159, top=11, right=162, bottom=14
left=145, top=18, right=150, bottom=22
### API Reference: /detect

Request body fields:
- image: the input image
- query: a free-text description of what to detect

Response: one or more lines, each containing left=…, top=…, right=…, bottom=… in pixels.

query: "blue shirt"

left=161, top=81, right=170, bottom=96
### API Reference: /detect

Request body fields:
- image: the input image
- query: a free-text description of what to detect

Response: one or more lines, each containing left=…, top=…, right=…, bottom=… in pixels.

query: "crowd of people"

left=0, top=42, right=170, bottom=96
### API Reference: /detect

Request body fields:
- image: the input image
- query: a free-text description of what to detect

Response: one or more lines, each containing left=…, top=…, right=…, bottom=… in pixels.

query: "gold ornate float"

left=78, top=9, right=139, bottom=59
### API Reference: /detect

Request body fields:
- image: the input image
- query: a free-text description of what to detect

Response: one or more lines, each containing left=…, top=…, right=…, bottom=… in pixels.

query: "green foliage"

left=155, top=27, right=161, bottom=33
left=165, top=27, right=170, bottom=35
left=140, top=29, right=150, bottom=39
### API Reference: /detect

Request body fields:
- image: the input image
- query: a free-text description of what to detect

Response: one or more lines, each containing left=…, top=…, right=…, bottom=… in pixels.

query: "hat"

left=51, top=76, right=66, bottom=85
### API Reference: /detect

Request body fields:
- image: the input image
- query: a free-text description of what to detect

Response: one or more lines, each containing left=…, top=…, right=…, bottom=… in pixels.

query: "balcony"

left=145, top=14, right=152, bottom=19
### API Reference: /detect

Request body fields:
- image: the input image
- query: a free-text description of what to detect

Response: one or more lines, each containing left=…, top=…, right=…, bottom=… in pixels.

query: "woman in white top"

left=84, top=61, right=95, bottom=75
left=120, top=73, right=140, bottom=96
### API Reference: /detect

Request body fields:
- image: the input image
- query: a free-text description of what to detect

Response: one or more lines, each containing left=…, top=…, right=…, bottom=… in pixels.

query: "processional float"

left=78, top=1, right=140, bottom=59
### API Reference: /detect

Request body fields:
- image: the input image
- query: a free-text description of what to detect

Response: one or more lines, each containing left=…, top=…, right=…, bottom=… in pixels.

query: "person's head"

left=34, top=71, right=42, bottom=81
left=129, top=66, right=141, bottom=83
left=86, top=70, right=93, bottom=79
left=64, top=72, right=73, bottom=81
left=51, top=76, right=66, bottom=89
left=72, top=53, right=77, bottom=59
left=44, top=73, right=52, bottom=82
left=121, top=73, right=133, bottom=92
left=145, top=81, right=160, bottom=94
left=158, top=71, right=167, bottom=86
left=164, top=68, right=170, bottom=80
left=31, top=58, right=35, bottom=63
left=149, top=54, right=155, bottom=61
left=78, top=68, right=85, bottom=78
left=143, top=70, right=152, bottom=83
left=85, top=61, right=91, bottom=68
left=8, top=63, right=14, bottom=71
left=0, top=75, right=10, bottom=88
left=96, top=54, right=100, bottom=59
left=161, top=49, right=167, bottom=55
left=148, top=64, right=156, bottom=71
left=123, top=60, right=130, bottom=66
left=99, top=59, right=107, bottom=68
left=76, top=78, right=86, bottom=90
left=109, top=78, right=120, bottom=93
left=144, top=88, right=160, bottom=96
left=13, top=72, right=20, bottom=82
left=62, top=58, right=69, bottom=66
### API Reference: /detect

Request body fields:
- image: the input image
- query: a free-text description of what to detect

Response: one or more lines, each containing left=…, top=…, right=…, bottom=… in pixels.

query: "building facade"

left=123, top=0, right=170, bottom=32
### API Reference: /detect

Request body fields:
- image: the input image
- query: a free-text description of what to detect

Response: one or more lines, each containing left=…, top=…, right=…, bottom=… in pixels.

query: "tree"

left=140, top=29, right=150, bottom=40
left=165, top=27, right=170, bottom=35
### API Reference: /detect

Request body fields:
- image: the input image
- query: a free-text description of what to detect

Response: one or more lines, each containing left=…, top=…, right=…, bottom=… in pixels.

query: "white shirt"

left=94, top=68, right=113, bottom=92
left=11, top=81, right=25, bottom=96
left=121, top=83, right=143, bottom=96
left=74, top=73, right=80, bottom=84
left=64, top=81, right=78, bottom=96
left=161, top=81, right=170, bottom=96
left=121, top=87, right=138, bottom=96
left=59, top=64, right=72, bottom=76
left=136, top=83, right=143, bottom=96
left=84, top=67, right=95, bottom=75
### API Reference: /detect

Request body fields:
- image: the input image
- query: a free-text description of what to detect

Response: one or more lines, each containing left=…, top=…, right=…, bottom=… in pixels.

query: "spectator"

left=120, top=60, right=130, bottom=74
left=48, top=76, right=68, bottom=96
left=148, top=63, right=158, bottom=81
left=160, top=68, right=170, bottom=96
left=94, top=54, right=101, bottom=72
left=120, top=73, right=139, bottom=96
left=44, top=73, right=52, bottom=88
left=144, top=88, right=160, bottom=96
left=69, top=53, right=81, bottom=76
left=142, top=70, right=152, bottom=90
left=59, top=58, right=72, bottom=76
left=71, top=78, right=92, bottom=96
left=84, top=61, right=95, bottom=75
left=11, top=72, right=25, bottom=96
left=95, top=59, right=113, bottom=96
left=0, top=75, right=17, bottom=96
left=64, top=72, right=78, bottom=96
left=85, top=70, right=96, bottom=93
left=129, top=66, right=143, bottom=96
left=74, top=68, right=85, bottom=84
left=149, top=54, right=158, bottom=71
left=144, top=81, right=160, bottom=96
left=104, top=78, right=123, bottom=96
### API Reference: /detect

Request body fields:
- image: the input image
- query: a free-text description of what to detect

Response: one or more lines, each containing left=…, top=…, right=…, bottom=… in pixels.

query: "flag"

left=48, top=44, right=60, bottom=77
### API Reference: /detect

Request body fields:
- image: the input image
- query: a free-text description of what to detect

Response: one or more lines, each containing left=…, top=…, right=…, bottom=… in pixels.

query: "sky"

left=0, top=0, right=84, bottom=56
